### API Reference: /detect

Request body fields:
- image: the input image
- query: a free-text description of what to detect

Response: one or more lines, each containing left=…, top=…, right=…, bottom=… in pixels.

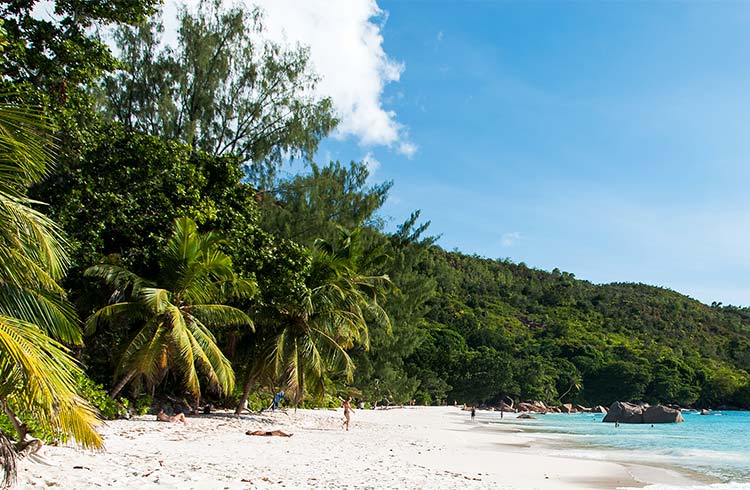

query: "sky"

left=172, top=0, right=750, bottom=306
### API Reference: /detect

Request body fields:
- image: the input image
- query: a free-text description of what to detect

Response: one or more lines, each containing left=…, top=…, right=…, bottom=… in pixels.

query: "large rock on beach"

left=593, top=405, right=608, bottom=414
left=643, top=405, right=683, bottom=423
left=561, top=403, right=575, bottom=413
left=518, top=402, right=547, bottom=413
left=532, top=401, right=548, bottom=412
left=517, top=413, right=536, bottom=419
left=498, top=401, right=515, bottom=412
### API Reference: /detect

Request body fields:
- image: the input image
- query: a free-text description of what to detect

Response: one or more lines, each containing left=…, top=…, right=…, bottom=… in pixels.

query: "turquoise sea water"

left=483, top=410, right=750, bottom=489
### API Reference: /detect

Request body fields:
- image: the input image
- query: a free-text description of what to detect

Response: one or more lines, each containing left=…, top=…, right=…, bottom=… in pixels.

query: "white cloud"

left=362, top=152, right=381, bottom=176
left=501, top=232, right=522, bottom=247
left=398, top=141, right=418, bottom=158
left=437, top=30, right=444, bottom=42
left=246, top=0, right=415, bottom=155
left=158, top=1, right=415, bottom=155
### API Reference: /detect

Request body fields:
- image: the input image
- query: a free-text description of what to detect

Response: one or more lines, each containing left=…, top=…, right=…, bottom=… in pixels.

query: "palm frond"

left=138, top=288, right=171, bottom=315
left=216, top=276, right=257, bottom=301
left=0, top=283, right=81, bottom=344
left=0, top=100, right=55, bottom=191
left=0, top=195, right=67, bottom=267
left=167, top=307, right=200, bottom=395
left=172, top=262, right=203, bottom=301
left=116, top=317, right=167, bottom=382
left=0, top=232, right=66, bottom=292
left=0, top=97, right=100, bottom=470
left=309, top=326, right=355, bottom=380
left=186, top=304, right=253, bottom=330
left=167, top=217, right=201, bottom=263
left=84, top=301, right=144, bottom=336
left=201, top=248, right=233, bottom=279
left=84, top=264, right=152, bottom=293
left=55, top=395, right=104, bottom=449
left=0, top=315, right=102, bottom=449
left=185, top=317, right=234, bottom=395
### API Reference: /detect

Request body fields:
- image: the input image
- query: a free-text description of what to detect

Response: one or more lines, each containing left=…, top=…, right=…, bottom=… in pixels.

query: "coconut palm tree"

left=0, top=98, right=103, bottom=485
left=235, top=227, right=391, bottom=412
left=558, top=371, right=583, bottom=403
left=85, top=217, right=256, bottom=403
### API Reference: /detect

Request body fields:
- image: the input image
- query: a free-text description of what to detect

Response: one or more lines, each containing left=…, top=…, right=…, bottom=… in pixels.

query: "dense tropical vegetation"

left=85, top=217, right=255, bottom=402
left=1, top=0, right=750, bottom=483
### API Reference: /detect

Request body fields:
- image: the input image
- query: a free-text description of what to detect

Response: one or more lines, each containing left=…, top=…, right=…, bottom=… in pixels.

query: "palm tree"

left=558, top=371, right=583, bottom=403
left=86, top=217, right=256, bottom=403
left=235, top=227, right=391, bottom=412
left=0, top=98, right=103, bottom=485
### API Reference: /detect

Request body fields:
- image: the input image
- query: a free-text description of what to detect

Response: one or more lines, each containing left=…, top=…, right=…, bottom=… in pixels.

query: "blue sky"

left=311, top=1, right=750, bottom=306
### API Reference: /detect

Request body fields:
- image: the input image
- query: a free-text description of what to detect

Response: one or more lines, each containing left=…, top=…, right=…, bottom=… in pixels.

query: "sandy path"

left=17, top=406, right=698, bottom=489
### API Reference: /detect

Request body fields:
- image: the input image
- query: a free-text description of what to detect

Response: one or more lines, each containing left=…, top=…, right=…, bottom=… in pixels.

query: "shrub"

left=76, top=375, right=122, bottom=419
left=133, top=394, right=153, bottom=415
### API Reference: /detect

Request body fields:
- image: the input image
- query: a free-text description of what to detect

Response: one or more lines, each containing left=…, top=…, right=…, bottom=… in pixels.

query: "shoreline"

left=18, top=406, right=709, bottom=489
left=438, top=409, right=705, bottom=489
left=489, top=410, right=748, bottom=488
left=472, top=417, right=716, bottom=488
left=484, top=415, right=719, bottom=489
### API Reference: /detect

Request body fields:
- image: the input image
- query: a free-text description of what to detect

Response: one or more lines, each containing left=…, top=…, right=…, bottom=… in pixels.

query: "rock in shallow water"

left=602, top=401, right=683, bottom=423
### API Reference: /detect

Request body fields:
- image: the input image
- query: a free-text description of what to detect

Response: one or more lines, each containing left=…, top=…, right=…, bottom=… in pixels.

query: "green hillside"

left=388, top=248, right=750, bottom=408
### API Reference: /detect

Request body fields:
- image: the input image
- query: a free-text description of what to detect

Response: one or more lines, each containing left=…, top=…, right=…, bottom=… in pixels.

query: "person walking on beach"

left=340, top=397, right=355, bottom=431
left=471, top=406, right=476, bottom=421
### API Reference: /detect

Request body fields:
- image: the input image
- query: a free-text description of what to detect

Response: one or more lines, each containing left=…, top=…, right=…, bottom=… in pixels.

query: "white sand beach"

left=18, top=406, right=701, bottom=489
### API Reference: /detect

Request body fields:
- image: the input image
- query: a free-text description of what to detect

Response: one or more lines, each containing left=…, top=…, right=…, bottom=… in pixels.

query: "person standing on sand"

left=339, top=397, right=354, bottom=431
left=471, top=406, right=476, bottom=421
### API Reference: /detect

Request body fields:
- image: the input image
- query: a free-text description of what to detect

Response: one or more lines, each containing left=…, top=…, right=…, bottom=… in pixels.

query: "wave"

left=619, top=483, right=750, bottom=490
left=549, top=446, right=748, bottom=465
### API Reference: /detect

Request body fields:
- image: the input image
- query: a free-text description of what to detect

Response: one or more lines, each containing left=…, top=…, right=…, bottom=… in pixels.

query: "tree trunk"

left=500, top=394, right=514, bottom=409
left=296, top=367, right=304, bottom=410
left=0, top=398, right=27, bottom=443
left=193, top=393, right=201, bottom=415
left=234, top=373, right=255, bottom=415
left=109, top=369, right=138, bottom=398
left=557, top=380, right=579, bottom=403
left=225, top=332, right=238, bottom=360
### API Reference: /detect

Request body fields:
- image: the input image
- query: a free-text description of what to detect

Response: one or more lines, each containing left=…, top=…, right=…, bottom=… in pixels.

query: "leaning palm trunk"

left=235, top=374, right=256, bottom=415
left=0, top=399, right=27, bottom=443
left=294, top=349, right=305, bottom=408
left=109, top=369, right=138, bottom=398
left=0, top=431, right=16, bottom=489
